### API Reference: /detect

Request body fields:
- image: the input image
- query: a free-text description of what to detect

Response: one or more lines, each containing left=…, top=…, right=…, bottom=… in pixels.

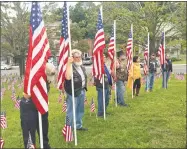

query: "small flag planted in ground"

left=84, top=96, right=88, bottom=105
left=11, top=91, right=16, bottom=101
left=62, top=116, right=74, bottom=142
left=15, top=96, right=21, bottom=109
left=90, top=98, right=95, bottom=112
left=1, top=111, right=7, bottom=129
left=62, top=99, right=67, bottom=113
left=27, top=132, right=35, bottom=149
left=0, top=137, right=4, bottom=149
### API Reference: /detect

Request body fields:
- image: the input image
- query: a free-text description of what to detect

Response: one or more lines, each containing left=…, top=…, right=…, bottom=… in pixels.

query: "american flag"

left=14, top=96, right=21, bottom=109
left=57, top=2, right=69, bottom=90
left=27, top=132, right=35, bottom=149
left=92, top=8, right=105, bottom=82
left=24, top=2, right=51, bottom=115
left=107, top=25, right=115, bottom=70
left=0, top=138, right=4, bottom=149
left=84, top=96, right=88, bottom=105
left=11, top=91, right=16, bottom=101
left=8, top=85, right=11, bottom=90
left=62, top=99, right=67, bottom=113
left=0, top=112, right=7, bottom=129
left=158, top=32, right=165, bottom=65
left=126, top=30, right=133, bottom=72
left=90, top=98, right=95, bottom=112
left=62, top=116, right=73, bottom=142
left=143, top=44, right=148, bottom=75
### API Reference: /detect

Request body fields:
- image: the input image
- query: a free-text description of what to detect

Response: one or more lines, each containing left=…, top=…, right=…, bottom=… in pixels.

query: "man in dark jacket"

left=161, top=54, right=173, bottom=88
left=64, top=49, right=88, bottom=131
left=145, top=53, right=159, bottom=92
left=20, top=63, right=56, bottom=149
left=94, top=54, right=113, bottom=117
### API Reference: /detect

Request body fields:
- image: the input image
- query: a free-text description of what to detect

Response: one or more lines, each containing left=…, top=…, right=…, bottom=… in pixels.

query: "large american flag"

left=0, top=112, right=7, bottom=129
left=126, top=30, right=133, bottom=72
left=92, top=9, right=105, bottom=82
left=158, top=32, right=165, bottom=65
left=57, top=2, right=69, bottom=90
left=143, top=44, right=148, bottom=75
left=62, top=116, right=73, bottom=142
left=24, top=2, right=51, bottom=115
left=0, top=138, right=4, bottom=149
left=107, top=25, right=114, bottom=70
left=90, top=98, right=95, bottom=112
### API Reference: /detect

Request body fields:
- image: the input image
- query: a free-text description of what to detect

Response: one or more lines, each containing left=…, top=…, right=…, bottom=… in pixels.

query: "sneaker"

left=119, top=103, right=128, bottom=107
left=77, top=127, right=88, bottom=131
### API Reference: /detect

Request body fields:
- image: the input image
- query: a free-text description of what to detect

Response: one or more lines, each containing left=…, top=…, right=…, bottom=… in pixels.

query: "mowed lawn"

left=1, top=74, right=186, bottom=148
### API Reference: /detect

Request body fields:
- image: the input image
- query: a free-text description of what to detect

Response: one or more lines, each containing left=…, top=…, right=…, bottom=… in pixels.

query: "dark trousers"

left=20, top=97, right=50, bottom=149
left=133, top=78, right=141, bottom=89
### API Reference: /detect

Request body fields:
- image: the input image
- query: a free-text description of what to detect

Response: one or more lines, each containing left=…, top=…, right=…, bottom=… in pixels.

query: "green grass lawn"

left=1, top=75, right=186, bottom=148
left=172, top=60, right=186, bottom=64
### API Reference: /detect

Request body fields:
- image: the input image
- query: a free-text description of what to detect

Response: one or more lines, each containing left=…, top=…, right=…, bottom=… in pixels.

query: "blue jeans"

left=96, top=87, right=110, bottom=116
left=145, top=72, right=155, bottom=91
left=66, top=89, right=85, bottom=129
left=116, top=80, right=125, bottom=105
left=162, top=71, right=170, bottom=88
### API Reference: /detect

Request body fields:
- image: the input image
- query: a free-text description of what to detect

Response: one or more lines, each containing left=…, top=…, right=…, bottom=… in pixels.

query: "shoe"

left=136, top=88, right=140, bottom=96
left=77, top=127, right=88, bottom=131
left=119, top=103, right=128, bottom=107
left=97, top=113, right=104, bottom=117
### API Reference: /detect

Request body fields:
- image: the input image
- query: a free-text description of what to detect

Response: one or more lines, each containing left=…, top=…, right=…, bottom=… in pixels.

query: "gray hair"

left=71, top=49, right=82, bottom=57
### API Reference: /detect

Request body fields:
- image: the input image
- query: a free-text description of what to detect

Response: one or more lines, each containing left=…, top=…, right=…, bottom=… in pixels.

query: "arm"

left=65, top=57, right=74, bottom=80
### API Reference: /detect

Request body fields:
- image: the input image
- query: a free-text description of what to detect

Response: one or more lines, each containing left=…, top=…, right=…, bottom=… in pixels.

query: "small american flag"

left=57, top=2, right=69, bottom=90
left=92, top=8, right=105, bottom=82
left=62, top=99, right=67, bottom=113
left=14, top=96, right=21, bottom=109
left=24, top=2, right=51, bottom=115
left=126, top=29, right=133, bottom=72
left=143, top=44, right=148, bottom=75
left=8, top=85, right=11, bottom=90
left=84, top=96, right=88, bottom=105
left=107, top=25, right=115, bottom=70
left=90, top=98, right=95, bottom=112
left=27, top=132, right=35, bottom=149
left=158, top=32, right=165, bottom=65
left=0, top=112, right=7, bottom=129
left=0, top=138, right=4, bottom=149
left=11, top=91, right=16, bottom=101
left=62, top=116, right=73, bottom=142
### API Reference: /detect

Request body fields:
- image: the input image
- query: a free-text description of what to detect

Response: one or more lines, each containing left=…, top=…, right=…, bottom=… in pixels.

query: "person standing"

left=127, top=56, right=141, bottom=96
left=20, top=63, right=56, bottom=149
left=161, top=54, right=173, bottom=88
left=145, top=53, right=159, bottom=92
left=64, top=49, right=88, bottom=131
left=113, top=50, right=128, bottom=106
left=94, top=54, right=113, bottom=117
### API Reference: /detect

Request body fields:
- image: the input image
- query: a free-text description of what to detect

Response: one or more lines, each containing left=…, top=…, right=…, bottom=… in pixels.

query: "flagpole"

left=38, top=113, right=43, bottom=148
left=67, top=4, right=77, bottom=145
left=114, top=20, right=117, bottom=107
left=131, top=24, right=134, bottom=99
left=146, top=32, right=150, bottom=92
left=100, top=6, right=106, bottom=120
left=163, top=30, right=166, bottom=89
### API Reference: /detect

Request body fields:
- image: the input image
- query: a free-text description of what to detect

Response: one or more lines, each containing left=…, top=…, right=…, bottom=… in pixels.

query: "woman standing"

left=127, top=56, right=142, bottom=96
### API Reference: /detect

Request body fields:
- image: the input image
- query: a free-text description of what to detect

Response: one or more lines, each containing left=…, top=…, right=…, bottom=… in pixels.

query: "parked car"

left=1, top=63, right=12, bottom=70
left=82, top=57, right=92, bottom=65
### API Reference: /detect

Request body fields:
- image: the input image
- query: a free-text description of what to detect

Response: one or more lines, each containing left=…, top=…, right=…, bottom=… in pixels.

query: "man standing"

left=161, top=54, right=173, bottom=88
left=94, top=54, right=113, bottom=117
left=145, top=53, right=159, bottom=92
left=113, top=50, right=128, bottom=106
left=64, top=49, right=88, bottom=131
left=20, top=63, right=56, bottom=149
